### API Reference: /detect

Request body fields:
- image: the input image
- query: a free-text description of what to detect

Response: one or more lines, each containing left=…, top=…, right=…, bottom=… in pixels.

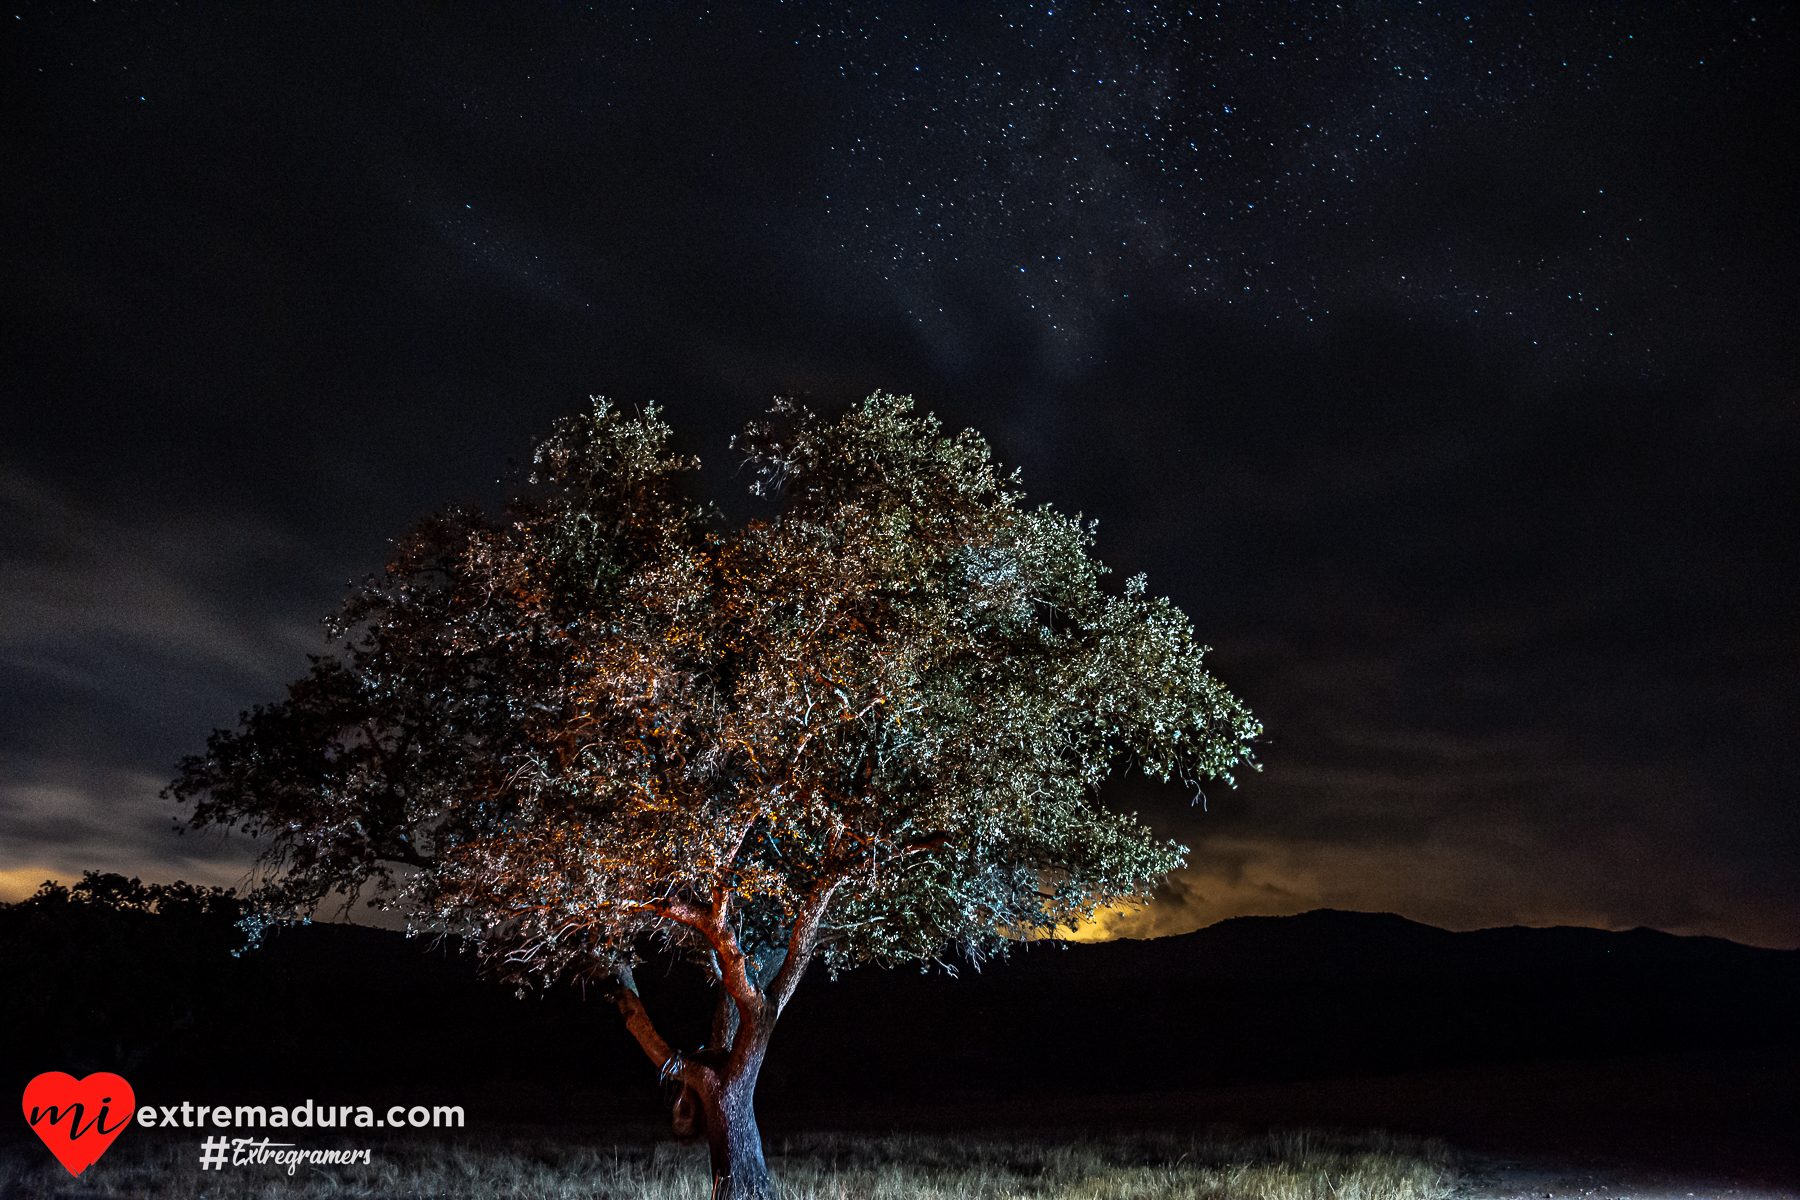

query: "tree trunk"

left=692, top=1043, right=771, bottom=1200
left=601, top=927, right=813, bottom=1200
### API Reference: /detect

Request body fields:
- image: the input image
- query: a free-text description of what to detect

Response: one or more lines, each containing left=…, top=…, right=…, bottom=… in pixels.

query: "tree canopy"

left=168, top=393, right=1259, bottom=1198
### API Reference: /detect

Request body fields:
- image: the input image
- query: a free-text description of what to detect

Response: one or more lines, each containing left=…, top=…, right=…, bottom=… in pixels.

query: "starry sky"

left=4, top=4, right=1795, bottom=947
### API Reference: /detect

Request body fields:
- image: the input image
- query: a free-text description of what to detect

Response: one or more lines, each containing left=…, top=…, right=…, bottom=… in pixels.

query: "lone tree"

left=169, top=394, right=1259, bottom=1199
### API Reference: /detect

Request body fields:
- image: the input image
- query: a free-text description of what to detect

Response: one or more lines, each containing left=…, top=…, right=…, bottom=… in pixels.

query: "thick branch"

left=600, top=964, right=676, bottom=1071
left=765, top=879, right=839, bottom=1015
left=657, top=898, right=763, bottom=1036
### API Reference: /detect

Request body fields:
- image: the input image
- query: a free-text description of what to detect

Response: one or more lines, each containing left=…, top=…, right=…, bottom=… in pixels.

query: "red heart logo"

left=21, top=1072, right=136, bottom=1177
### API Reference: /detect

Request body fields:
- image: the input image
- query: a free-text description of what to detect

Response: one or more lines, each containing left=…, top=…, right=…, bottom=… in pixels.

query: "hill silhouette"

left=6, top=898, right=1792, bottom=1112
left=765, top=909, right=1799, bottom=1097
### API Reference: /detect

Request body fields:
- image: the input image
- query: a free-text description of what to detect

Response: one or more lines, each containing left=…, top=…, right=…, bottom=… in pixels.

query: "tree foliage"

left=168, top=393, right=1258, bottom=1196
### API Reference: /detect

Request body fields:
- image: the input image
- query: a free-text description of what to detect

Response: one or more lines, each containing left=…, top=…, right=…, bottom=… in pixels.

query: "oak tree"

left=168, top=394, right=1259, bottom=1199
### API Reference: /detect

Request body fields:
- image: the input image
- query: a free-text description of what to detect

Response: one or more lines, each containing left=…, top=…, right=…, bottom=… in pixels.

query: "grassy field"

left=0, top=1127, right=1457, bottom=1200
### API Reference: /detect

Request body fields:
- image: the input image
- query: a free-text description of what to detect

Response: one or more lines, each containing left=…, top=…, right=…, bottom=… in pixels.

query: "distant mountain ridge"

left=1006, top=908, right=1798, bottom=982
left=763, top=908, right=1800, bottom=1097
left=4, top=903, right=1793, bottom=1104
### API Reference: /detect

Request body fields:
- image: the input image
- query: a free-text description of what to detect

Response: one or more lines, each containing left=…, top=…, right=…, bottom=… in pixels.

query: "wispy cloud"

left=0, top=763, right=253, bottom=903
left=0, top=464, right=319, bottom=689
left=0, top=464, right=331, bottom=897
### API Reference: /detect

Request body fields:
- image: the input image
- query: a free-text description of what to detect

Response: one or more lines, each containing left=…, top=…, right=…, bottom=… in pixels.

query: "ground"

left=1452, top=1153, right=1797, bottom=1200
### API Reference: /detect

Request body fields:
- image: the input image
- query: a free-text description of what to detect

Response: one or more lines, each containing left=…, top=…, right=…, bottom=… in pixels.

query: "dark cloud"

left=0, top=466, right=320, bottom=900
left=3, top=3, right=1793, bottom=946
left=0, top=763, right=251, bottom=904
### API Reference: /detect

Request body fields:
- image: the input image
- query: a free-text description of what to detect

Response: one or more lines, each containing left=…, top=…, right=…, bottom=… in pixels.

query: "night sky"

left=4, top=4, right=1794, bottom=948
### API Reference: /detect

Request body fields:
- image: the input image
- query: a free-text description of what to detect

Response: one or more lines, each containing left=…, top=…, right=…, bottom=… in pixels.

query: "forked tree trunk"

left=603, top=912, right=824, bottom=1200
left=605, top=964, right=779, bottom=1200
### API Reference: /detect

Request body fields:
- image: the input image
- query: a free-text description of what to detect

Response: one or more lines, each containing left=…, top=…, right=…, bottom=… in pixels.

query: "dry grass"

left=0, top=1127, right=1457, bottom=1200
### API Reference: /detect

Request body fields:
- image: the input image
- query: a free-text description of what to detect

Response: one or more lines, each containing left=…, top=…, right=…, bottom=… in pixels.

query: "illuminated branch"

left=766, top=878, right=840, bottom=1016
left=655, top=897, right=760, bottom=1026
left=599, top=963, right=677, bottom=1070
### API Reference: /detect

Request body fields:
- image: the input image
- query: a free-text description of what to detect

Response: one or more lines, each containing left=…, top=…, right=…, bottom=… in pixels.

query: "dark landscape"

left=5, top=890, right=1795, bottom=1190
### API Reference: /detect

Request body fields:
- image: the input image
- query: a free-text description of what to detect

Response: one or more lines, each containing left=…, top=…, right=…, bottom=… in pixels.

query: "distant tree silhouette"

left=167, top=394, right=1259, bottom=1200
left=0, top=873, right=245, bottom=1080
